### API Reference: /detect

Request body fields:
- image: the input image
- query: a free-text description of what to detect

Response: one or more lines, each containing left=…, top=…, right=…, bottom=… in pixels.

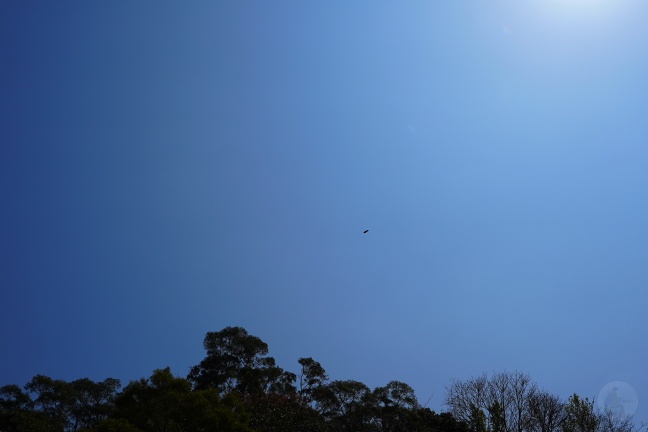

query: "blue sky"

left=1, top=0, right=647, bottom=423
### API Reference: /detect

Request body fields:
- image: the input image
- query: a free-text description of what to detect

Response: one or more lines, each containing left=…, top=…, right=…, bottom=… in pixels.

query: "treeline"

left=444, top=372, right=637, bottom=432
left=0, top=327, right=638, bottom=432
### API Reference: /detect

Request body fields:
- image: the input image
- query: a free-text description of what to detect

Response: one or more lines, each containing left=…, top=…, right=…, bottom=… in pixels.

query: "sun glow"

left=527, top=0, right=634, bottom=33
left=541, top=0, right=621, bottom=17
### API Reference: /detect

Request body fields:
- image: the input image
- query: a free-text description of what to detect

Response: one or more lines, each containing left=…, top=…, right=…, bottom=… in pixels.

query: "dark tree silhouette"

left=110, top=367, right=251, bottom=432
left=187, top=326, right=295, bottom=396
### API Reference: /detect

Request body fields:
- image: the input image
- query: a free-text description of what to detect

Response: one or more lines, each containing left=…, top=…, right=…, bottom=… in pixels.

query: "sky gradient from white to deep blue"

left=1, top=0, right=647, bottom=423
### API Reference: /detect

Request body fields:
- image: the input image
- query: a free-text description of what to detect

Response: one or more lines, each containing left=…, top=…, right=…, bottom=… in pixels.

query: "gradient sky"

left=1, top=0, right=647, bottom=424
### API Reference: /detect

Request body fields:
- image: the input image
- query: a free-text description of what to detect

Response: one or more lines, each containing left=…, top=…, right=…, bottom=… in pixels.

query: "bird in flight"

left=363, top=230, right=369, bottom=234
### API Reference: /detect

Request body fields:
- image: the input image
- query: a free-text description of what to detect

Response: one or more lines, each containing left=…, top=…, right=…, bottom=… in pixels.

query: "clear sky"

left=1, top=0, right=647, bottom=424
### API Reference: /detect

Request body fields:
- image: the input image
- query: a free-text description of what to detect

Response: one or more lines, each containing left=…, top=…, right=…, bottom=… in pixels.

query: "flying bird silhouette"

left=363, top=230, right=369, bottom=234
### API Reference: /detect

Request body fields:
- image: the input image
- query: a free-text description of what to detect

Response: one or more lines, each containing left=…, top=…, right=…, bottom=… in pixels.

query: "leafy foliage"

left=244, top=393, right=330, bottom=432
left=0, top=376, right=119, bottom=432
left=297, top=357, right=328, bottom=407
left=111, top=367, right=252, bottom=432
left=187, top=326, right=296, bottom=396
left=562, top=394, right=599, bottom=432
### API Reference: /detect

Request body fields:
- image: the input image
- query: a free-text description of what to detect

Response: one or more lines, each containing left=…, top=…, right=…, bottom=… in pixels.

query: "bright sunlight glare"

left=525, top=0, right=637, bottom=37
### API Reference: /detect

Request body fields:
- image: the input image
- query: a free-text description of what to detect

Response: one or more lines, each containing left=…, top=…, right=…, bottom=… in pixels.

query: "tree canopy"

left=0, top=327, right=640, bottom=432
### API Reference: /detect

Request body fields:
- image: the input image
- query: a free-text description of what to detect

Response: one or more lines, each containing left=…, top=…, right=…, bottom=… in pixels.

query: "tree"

left=488, top=402, right=507, bottom=432
left=66, top=378, right=120, bottom=431
left=528, top=390, right=565, bottom=432
left=22, top=375, right=120, bottom=432
left=297, top=357, right=328, bottom=407
left=244, top=392, right=331, bottom=432
left=561, top=394, right=599, bottom=432
left=429, top=411, right=471, bottom=432
left=597, top=407, right=634, bottom=432
left=374, top=381, right=419, bottom=410
left=445, top=373, right=489, bottom=424
left=446, top=371, right=538, bottom=432
left=23, top=375, right=71, bottom=429
left=505, top=371, right=537, bottom=432
left=0, top=384, right=61, bottom=432
left=468, top=404, right=488, bottom=432
left=81, top=418, right=142, bottom=432
left=370, top=381, right=421, bottom=432
left=113, top=367, right=252, bottom=432
left=0, top=385, right=32, bottom=412
left=313, top=380, right=374, bottom=431
left=188, top=326, right=295, bottom=396
left=408, top=409, right=470, bottom=432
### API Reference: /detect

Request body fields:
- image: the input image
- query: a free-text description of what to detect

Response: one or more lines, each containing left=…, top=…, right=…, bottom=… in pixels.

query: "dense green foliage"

left=0, top=327, right=638, bottom=432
